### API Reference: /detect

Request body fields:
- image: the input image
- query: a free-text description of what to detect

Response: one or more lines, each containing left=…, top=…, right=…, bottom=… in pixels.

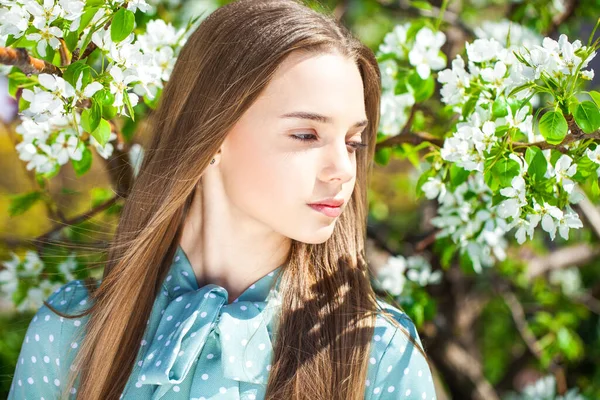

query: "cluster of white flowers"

left=376, top=23, right=447, bottom=136
left=1, top=0, right=196, bottom=176
left=423, top=171, right=509, bottom=272
left=425, top=26, right=599, bottom=256
left=0, top=0, right=86, bottom=56
left=421, top=154, right=587, bottom=270
left=474, top=19, right=543, bottom=50
left=15, top=72, right=103, bottom=173
left=0, top=250, right=78, bottom=312
left=89, top=17, right=187, bottom=110
left=376, top=253, right=442, bottom=295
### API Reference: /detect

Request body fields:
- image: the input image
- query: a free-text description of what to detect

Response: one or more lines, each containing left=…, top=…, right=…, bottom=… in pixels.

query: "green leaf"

left=7, top=68, right=34, bottom=97
left=406, top=70, right=435, bottom=103
left=449, top=163, right=470, bottom=189
left=77, top=6, right=101, bottom=35
left=91, top=119, right=111, bottom=146
left=410, top=0, right=433, bottom=11
left=462, top=95, right=478, bottom=118
left=492, top=97, right=509, bottom=118
left=123, top=90, right=136, bottom=121
left=63, top=60, right=91, bottom=88
left=591, top=175, right=600, bottom=200
left=539, top=111, right=568, bottom=145
left=63, top=30, right=79, bottom=52
left=111, top=8, right=135, bottom=43
left=72, top=147, right=93, bottom=176
left=374, top=146, right=392, bottom=166
left=81, top=101, right=102, bottom=133
left=8, top=191, right=43, bottom=217
left=5, top=34, right=18, bottom=47
left=492, top=157, right=521, bottom=187
left=94, top=88, right=115, bottom=106
left=590, top=91, right=600, bottom=108
left=525, top=146, right=547, bottom=182
left=397, top=143, right=421, bottom=168
left=573, top=101, right=600, bottom=134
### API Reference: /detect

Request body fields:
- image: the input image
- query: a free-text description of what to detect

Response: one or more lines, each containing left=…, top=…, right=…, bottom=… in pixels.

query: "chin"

left=293, top=225, right=336, bottom=245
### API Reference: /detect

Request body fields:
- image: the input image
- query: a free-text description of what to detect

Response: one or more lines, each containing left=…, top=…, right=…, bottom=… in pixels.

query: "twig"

left=72, top=42, right=98, bottom=62
left=437, top=339, right=500, bottom=400
left=31, top=195, right=120, bottom=254
left=0, top=47, right=62, bottom=76
left=512, top=131, right=600, bottom=154
left=375, top=130, right=444, bottom=150
left=58, top=38, right=69, bottom=66
left=501, top=291, right=567, bottom=393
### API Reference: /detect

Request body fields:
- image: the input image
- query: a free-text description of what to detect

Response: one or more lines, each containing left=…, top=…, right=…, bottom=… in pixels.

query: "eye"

left=291, top=134, right=368, bottom=153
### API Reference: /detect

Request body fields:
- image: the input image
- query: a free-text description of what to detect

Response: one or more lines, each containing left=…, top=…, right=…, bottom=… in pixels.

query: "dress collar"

left=162, top=244, right=284, bottom=304
left=139, top=245, right=285, bottom=387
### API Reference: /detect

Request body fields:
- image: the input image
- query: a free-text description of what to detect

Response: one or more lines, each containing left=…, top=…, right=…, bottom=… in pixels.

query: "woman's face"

left=219, top=50, right=368, bottom=244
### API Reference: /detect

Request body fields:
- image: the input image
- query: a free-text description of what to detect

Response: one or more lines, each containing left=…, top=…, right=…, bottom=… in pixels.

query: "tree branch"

left=72, top=42, right=97, bottom=62
left=0, top=47, right=62, bottom=76
left=30, top=195, right=120, bottom=254
left=58, top=39, right=69, bottom=66
left=525, top=243, right=600, bottom=280
left=375, top=130, right=444, bottom=150
left=512, top=131, right=600, bottom=154
left=501, top=290, right=567, bottom=394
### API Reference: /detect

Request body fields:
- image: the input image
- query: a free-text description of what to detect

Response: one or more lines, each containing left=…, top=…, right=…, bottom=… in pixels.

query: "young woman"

left=9, top=0, right=437, bottom=399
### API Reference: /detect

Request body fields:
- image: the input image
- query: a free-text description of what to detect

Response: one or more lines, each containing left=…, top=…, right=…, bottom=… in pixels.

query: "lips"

left=308, top=204, right=343, bottom=217
left=308, top=198, right=344, bottom=207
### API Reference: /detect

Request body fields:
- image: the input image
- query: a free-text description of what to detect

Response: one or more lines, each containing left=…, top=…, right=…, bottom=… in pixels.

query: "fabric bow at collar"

left=139, top=284, right=281, bottom=386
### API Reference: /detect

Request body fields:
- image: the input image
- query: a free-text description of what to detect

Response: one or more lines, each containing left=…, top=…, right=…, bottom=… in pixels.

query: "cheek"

left=221, top=138, right=309, bottom=221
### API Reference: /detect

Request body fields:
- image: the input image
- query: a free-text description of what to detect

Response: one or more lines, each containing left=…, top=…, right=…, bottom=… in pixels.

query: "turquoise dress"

left=8, top=245, right=437, bottom=399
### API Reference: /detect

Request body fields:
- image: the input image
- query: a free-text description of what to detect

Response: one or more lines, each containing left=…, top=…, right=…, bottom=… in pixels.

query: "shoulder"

left=373, top=298, right=425, bottom=352
left=8, top=280, right=92, bottom=398
left=44, top=279, right=93, bottom=314
left=21, top=278, right=93, bottom=352
left=365, top=298, right=437, bottom=400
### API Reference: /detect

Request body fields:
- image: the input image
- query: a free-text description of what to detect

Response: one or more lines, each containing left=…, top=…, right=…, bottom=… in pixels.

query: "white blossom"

left=108, top=65, right=140, bottom=115
left=534, top=201, right=564, bottom=240
left=50, top=131, right=83, bottom=165
left=21, top=250, right=44, bottom=278
left=0, top=253, right=21, bottom=298
left=465, top=38, right=504, bottom=63
left=25, top=24, right=63, bottom=57
left=554, top=154, right=577, bottom=193
left=406, top=256, right=442, bottom=286
left=408, top=27, right=446, bottom=79
left=378, top=91, right=414, bottom=136
left=422, top=176, right=447, bottom=202
left=377, top=255, right=407, bottom=296
left=58, top=253, right=78, bottom=281
left=437, top=55, right=471, bottom=107
left=378, top=23, right=410, bottom=59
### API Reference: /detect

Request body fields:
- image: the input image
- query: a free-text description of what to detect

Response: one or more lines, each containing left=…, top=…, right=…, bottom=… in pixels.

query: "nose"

left=318, top=140, right=355, bottom=183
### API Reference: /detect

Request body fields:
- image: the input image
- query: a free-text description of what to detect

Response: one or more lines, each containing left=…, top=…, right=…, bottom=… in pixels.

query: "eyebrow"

left=280, top=111, right=368, bottom=129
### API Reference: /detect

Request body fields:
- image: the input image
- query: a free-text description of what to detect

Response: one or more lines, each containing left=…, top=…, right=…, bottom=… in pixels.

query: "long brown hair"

left=55, top=0, right=428, bottom=398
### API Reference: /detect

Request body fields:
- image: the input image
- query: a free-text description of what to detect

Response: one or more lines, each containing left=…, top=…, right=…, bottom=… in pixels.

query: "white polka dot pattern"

left=364, top=303, right=437, bottom=400
left=7, top=244, right=436, bottom=399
